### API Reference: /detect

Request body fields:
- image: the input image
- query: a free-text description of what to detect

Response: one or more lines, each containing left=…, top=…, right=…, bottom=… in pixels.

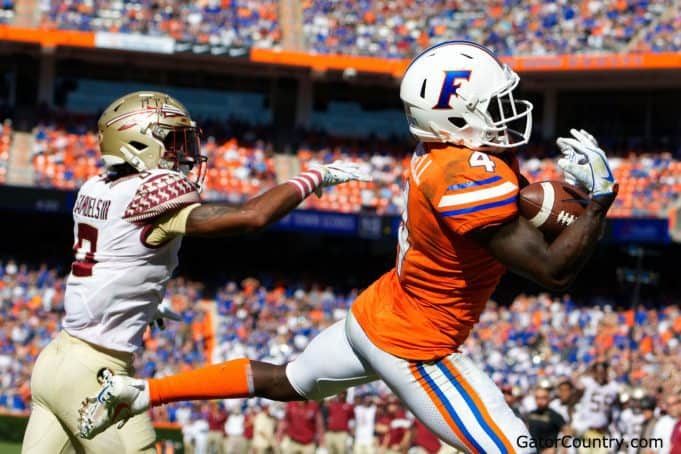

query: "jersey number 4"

left=469, top=151, right=496, bottom=173
left=72, top=223, right=98, bottom=277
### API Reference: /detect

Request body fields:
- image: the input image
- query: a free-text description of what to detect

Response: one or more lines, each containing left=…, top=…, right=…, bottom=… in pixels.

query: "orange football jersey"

left=352, top=143, right=520, bottom=361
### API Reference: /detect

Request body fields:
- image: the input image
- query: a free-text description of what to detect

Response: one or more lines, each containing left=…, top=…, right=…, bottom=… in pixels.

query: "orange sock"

left=148, top=358, right=253, bottom=406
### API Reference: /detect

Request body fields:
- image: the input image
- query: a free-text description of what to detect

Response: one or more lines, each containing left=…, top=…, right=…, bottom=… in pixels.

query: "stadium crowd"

left=2, top=260, right=681, bottom=452
left=0, top=119, right=10, bottom=185
left=27, top=123, right=681, bottom=219
left=303, top=0, right=676, bottom=57
left=26, top=0, right=681, bottom=56
left=40, top=0, right=280, bottom=49
left=0, top=0, right=12, bottom=24
left=634, top=13, right=681, bottom=53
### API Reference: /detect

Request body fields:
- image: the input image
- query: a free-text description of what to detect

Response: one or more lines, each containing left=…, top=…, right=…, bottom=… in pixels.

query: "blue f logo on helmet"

left=433, top=71, right=472, bottom=110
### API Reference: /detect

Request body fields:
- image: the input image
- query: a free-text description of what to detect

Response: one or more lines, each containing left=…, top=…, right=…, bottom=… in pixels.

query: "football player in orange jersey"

left=78, top=42, right=618, bottom=454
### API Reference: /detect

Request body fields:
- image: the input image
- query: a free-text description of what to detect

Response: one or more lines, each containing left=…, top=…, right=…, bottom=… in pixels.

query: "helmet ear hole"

left=419, top=79, right=427, bottom=99
left=129, top=141, right=147, bottom=151
left=448, top=117, right=467, bottom=129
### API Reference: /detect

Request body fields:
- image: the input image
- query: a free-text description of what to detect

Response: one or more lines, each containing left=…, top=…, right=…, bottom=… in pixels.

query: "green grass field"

left=0, top=413, right=183, bottom=453
left=0, top=441, right=21, bottom=453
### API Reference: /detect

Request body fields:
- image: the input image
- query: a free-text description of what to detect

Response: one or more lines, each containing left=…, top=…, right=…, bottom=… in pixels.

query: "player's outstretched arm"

left=186, top=161, right=370, bottom=237
left=186, top=182, right=303, bottom=236
left=473, top=129, right=617, bottom=291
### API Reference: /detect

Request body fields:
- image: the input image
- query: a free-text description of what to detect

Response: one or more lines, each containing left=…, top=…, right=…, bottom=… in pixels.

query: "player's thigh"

left=23, top=337, right=80, bottom=454
left=37, top=333, right=155, bottom=453
left=346, top=313, right=532, bottom=454
left=286, top=318, right=378, bottom=400
left=22, top=402, right=79, bottom=454
left=116, top=411, right=157, bottom=453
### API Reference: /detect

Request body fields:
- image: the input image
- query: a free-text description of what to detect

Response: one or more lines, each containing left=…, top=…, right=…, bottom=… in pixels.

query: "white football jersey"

left=618, top=408, right=645, bottom=454
left=572, top=376, right=619, bottom=432
left=62, top=169, right=200, bottom=352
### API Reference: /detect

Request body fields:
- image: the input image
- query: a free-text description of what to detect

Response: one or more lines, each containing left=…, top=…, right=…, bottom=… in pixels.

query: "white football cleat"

left=78, top=372, right=151, bottom=439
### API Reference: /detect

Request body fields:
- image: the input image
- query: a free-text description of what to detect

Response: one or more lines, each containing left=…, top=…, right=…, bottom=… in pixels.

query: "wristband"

left=288, top=169, right=323, bottom=199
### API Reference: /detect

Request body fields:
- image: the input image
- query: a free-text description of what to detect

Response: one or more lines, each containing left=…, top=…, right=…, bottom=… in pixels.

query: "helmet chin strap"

left=119, top=146, right=147, bottom=172
left=428, top=121, right=469, bottom=147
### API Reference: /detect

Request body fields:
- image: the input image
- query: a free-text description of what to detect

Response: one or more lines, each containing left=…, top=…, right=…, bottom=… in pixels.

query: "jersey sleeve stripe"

left=439, top=195, right=517, bottom=217
left=414, top=159, right=433, bottom=184
left=446, top=175, right=502, bottom=192
left=438, top=181, right=517, bottom=209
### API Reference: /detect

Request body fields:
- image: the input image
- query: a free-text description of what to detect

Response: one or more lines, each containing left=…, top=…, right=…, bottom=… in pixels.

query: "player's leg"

left=80, top=319, right=378, bottom=438
left=32, top=331, right=155, bottom=453
left=22, top=336, right=79, bottom=454
left=345, top=313, right=533, bottom=454
left=117, top=412, right=157, bottom=453
left=284, top=318, right=378, bottom=400
left=22, top=403, right=78, bottom=454
left=148, top=318, right=378, bottom=403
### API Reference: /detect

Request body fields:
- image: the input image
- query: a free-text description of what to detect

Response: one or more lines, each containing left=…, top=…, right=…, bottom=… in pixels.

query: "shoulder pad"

left=123, top=171, right=200, bottom=223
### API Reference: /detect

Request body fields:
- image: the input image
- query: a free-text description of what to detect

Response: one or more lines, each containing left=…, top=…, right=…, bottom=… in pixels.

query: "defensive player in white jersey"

left=21, top=91, right=369, bottom=454
left=571, top=363, right=619, bottom=439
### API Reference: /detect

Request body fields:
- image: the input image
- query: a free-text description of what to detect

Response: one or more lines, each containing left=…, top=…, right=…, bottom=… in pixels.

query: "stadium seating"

left=0, top=120, right=12, bottom=185
left=32, top=125, right=101, bottom=190
left=0, top=0, right=12, bottom=24
left=635, top=14, right=681, bottom=52
left=25, top=124, right=681, bottom=218
left=27, top=0, right=677, bottom=57
left=201, top=137, right=278, bottom=202
left=40, top=0, right=280, bottom=48
left=301, top=146, right=681, bottom=218
left=305, top=0, right=675, bottom=57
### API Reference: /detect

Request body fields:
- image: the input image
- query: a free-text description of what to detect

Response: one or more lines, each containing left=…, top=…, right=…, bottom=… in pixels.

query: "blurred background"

left=0, top=0, right=680, bottom=453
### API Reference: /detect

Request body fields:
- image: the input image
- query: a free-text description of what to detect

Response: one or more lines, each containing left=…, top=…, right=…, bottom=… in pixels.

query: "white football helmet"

left=400, top=41, right=533, bottom=151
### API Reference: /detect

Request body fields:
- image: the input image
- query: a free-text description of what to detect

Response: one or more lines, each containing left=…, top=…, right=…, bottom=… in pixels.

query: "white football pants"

left=286, top=313, right=534, bottom=454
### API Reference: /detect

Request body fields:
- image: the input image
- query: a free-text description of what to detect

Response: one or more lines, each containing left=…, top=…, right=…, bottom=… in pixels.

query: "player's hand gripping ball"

left=519, top=181, right=588, bottom=239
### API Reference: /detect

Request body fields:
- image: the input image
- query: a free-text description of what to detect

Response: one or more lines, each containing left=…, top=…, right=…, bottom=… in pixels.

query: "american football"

left=519, top=181, right=588, bottom=237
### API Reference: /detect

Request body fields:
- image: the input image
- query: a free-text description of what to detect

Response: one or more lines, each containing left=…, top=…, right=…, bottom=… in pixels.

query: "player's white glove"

left=313, top=160, right=372, bottom=187
left=310, top=160, right=372, bottom=197
left=150, top=299, right=181, bottom=330
left=556, top=129, right=617, bottom=199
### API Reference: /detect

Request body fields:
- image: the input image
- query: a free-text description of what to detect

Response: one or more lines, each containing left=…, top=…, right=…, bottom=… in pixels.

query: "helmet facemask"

left=153, top=123, right=207, bottom=189
left=463, top=67, right=533, bottom=151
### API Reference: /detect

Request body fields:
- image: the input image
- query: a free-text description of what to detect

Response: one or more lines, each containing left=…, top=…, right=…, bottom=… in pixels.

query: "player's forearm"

left=541, top=197, right=613, bottom=288
left=185, top=180, right=310, bottom=237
